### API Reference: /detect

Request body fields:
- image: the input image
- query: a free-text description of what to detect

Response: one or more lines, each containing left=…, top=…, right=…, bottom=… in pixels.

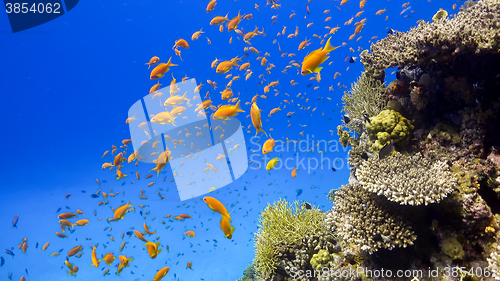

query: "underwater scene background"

left=2, top=0, right=500, bottom=280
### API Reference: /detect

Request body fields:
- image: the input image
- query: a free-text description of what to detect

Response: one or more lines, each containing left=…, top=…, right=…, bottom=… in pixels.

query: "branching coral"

left=253, top=199, right=328, bottom=279
left=328, top=184, right=416, bottom=254
left=341, top=72, right=388, bottom=133
left=355, top=152, right=456, bottom=205
left=361, top=0, right=500, bottom=70
left=487, top=244, right=500, bottom=280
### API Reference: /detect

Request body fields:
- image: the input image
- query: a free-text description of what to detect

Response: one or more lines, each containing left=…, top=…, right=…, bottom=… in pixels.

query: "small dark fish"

left=387, top=29, right=398, bottom=35
left=35, top=242, right=38, bottom=249
left=25, top=268, right=28, bottom=275
left=362, top=112, right=370, bottom=123
left=102, top=180, right=107, bottom=183
left=58, top=248, right=64, bottom=253
left=4, top=249, right=14, bottom=257
left=305, top=3, right=310, bottom=14
left=343, top=112, right=350, bottom=124
left=349, top=56, right=357, bottom=63
left=65, top=206, right=71, bottom=210
left=126, top=231, right=133, bottom=236
left=296, top=189, right=303, bottom=197
left=81, top=190, right=86, bottom=193
left=242, top=53, right=250, bottom=58
left=306, top=83, right=313, bottom=88
left=331, top=167, right=336, bottom=172
left=8, top=271, right=12, bottom=280
left=304, top=202, right=312, bottom=209
left=91, top=194, right=99, bottom=198
left=379, top=142, right=394, bottom=160
left=56, top=207, right=61, bottom=213
left=1, top=256, right=4, bottom=266
left=140, top=211, right=143, bottom=216
left=12, top=215, right=18, bottom=228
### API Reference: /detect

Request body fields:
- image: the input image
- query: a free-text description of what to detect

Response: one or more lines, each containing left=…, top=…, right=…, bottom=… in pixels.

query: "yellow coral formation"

left=365, top=109, right=414, bottom=152
left=310, top=249, right=333, bottom=271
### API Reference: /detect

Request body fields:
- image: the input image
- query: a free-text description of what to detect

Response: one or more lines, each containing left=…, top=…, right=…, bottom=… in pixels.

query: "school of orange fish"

left=4, top=0, right=460, bottom=280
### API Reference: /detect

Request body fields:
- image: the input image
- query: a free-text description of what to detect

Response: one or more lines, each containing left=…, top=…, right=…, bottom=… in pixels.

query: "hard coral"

left=355, top=152, right=456, bottom=205
left=341, top=72, right=388, bottom=134
left=253, top=199, right=328, bottom=279
left=361, top=0, right=500, bottom=70
left=328, top=184, right=416, bottom=254
left=366, top=109, right=414, bottom=151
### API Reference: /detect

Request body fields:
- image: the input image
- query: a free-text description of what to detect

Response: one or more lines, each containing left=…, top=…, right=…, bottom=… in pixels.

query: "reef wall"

left=243, top=1, right=500, bottom=280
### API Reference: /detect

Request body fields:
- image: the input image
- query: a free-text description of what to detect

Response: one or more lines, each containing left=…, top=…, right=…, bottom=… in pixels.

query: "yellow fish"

left=301, top=37, right=339, bottom=75
left=266, top=157, right=279, bottom=171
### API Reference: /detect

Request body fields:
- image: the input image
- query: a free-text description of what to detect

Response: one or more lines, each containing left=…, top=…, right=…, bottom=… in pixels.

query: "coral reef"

left=248, top=1, right=500, bottom=280
left=340, top=71, right=388, bottom=134
left=365, top=109, right=414, bottom=151
left=253, top=199, right=331, bottom=279
left=360, top=0, right=500, bottom=70
left=355, top=152, right=456, bottom=205
left=327, top=183, right=416, bottom=254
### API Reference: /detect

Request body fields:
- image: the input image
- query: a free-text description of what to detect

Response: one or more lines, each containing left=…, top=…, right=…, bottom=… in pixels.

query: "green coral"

left=237, top=263, right=256, bottom=281
left=341, top=71, right=388, bottom=134
left=310, top=249, right=333, bottom=270
left=327, top=188, right=337, bottom=203
left=253, top=199, right=327, bottom=279
left=366, top=109, right=414, bottom=151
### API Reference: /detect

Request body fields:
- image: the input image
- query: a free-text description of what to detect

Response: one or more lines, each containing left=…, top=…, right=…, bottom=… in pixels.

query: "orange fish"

left=203, top=196, right=232, bottom=220
left=227, top=10, right=243, bottom=32
left=206, top=0, right=216, bottom=12
left=143, top=241, right=162, bottom=259
left=150, top=57, right=177, bottom=80
left=262, top=137, right=275, bottom=154
left=212, top=100, right=244, bottom=120
left=187, top=261, right=193, bottom=269
left=250, top=102, right=267, bottom=136
left=153, top=267, right=170, bottom=281
left=184, top=230, right=195, bottom=238
left=220, top=216, right=235, bottom=239
left=291, top=167, right=298, bottom=178
left=173, top=38, right=189, bottom=49
left=150, top=149, right=171, bottom=177
left=216, top=57, right=240, bottom=73
left=210, top=13, right=229, bottom=25
left=145, top=56, right=160, bottom=69
left=301, top=37, right=338, bottom=75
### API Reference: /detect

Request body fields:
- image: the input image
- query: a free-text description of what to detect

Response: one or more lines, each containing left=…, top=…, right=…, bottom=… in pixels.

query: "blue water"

left=0, top=0, right=459, bottom=280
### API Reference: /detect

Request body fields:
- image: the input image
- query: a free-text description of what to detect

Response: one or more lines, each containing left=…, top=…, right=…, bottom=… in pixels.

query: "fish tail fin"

left=235, top=100, right=244, bottom=112
left=323, top=37, right=339, bottom=53
left=146, top=63, right=151, bottom=69
left=256, top=127, right=268, bottom=137
left=150, top=167, right=160, bottom=177
left=166, top=57, right=178, bottom=67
